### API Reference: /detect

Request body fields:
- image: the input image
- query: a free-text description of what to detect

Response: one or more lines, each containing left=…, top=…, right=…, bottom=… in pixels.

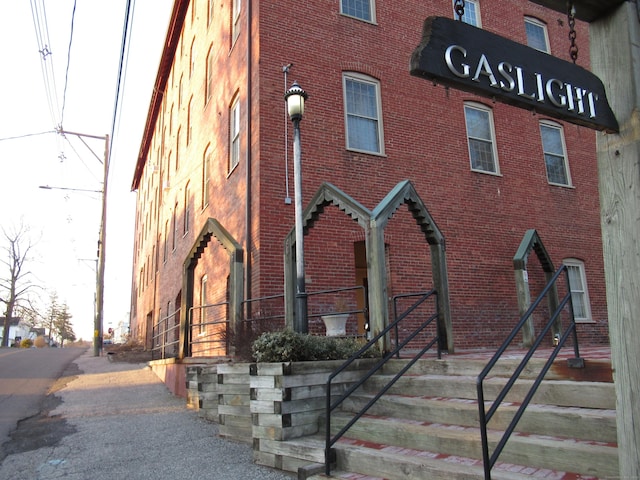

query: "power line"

left=60, top=0, right=78, bottom=127
left=110, top=0, right=135, bottom=158
left=0, top=131, right=56, bottom=143
left=29, top=0, right=61, bottom=129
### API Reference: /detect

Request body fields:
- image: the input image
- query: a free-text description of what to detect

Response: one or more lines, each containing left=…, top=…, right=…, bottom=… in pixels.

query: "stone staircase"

left=275, top=352, right=617, bottom=479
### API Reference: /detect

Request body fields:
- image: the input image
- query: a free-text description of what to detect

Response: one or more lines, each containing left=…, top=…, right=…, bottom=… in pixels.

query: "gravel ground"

left=0, top=350, right=295, bottom=480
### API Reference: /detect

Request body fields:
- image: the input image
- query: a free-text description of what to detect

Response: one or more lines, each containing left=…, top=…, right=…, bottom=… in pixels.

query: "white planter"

left=321, top=314, right=349, bottom=336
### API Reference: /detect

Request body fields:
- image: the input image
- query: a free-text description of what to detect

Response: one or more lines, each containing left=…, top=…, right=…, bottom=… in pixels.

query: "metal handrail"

left=476, top=265, right=580, bottom=480
left=325, top=289, right=439, bottom=475
left=242, top=293, right=285, bottom=325
left=151, top=309, right=181, bottom=360
left=307, top=286, right=368, bottom=337
left=188, top=302, right=230, bottom=355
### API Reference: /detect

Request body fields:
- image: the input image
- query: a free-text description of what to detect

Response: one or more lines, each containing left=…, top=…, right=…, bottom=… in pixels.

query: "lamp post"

left=285, top=81, right=309, bottom=333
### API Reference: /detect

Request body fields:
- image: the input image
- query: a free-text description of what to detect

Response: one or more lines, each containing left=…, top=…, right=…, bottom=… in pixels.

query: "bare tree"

left=0, top=223, right=37, bottom=347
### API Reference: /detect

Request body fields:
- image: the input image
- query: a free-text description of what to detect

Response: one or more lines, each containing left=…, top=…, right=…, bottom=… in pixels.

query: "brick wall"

left=131, top=0, right=608, bottom=353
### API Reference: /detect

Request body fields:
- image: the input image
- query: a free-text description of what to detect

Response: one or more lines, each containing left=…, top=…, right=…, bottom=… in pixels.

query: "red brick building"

left=130, top=0, right=608, bottom=358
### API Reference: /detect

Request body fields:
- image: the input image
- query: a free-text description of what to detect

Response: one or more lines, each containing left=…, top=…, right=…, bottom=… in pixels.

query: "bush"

left=33, top=336, right=47, bottom=348
left=20, top=338, right=34, bottom=348
left=251, top=329, right=381, bottom=363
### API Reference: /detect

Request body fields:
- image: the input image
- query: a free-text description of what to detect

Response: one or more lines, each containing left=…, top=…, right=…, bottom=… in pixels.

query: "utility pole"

left=528, top=2, right=640, bottom=475
left=589, top=4, right=640, bottom=476
left=56, top=129, right=109, bottom=357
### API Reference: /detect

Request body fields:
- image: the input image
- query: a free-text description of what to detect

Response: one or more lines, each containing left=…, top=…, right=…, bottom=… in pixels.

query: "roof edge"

left=131, top=0, right=190, bottom=191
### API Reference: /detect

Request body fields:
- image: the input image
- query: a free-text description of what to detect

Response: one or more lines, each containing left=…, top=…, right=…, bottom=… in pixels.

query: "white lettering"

left=515, top=67, right=536, bottom=100
left=587, top=92, right=598, bottom=118
left=573, top=86, right=588, bottom=114
left=546, top=79, right=566, bottom=107
left=565, top=83, right=576, bottom=111
left=534, top=73, right=544, bottom=102
left=497, top=62, right=515, bottom=92
left=441, top=44, right=603, bottom=122
left=472, top=54, right=498, bottom=87
left=445, top=45, right=470, bottom=78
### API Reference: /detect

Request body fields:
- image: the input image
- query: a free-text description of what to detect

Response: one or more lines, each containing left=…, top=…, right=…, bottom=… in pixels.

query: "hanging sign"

left=410, top=17, right=618, bottom=133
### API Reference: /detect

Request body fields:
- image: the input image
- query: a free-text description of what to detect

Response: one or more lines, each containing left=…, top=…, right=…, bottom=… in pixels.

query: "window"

left=232, top=0, right=241, bottom=43
left=166, top=152, right=172, bottom=185
left=199, top=275, right=208, bottom=334
left=525, top=17, right=550, bottom=53
left=208, top=0, right=215, bottom=26
left=202, top=150, right=211, bottom=209
left=229, top=97, right=240, bottom=172
left=464, top=102, right=499, bottom=174
left=206, top=46, right=214, bottom=103
left=343, top=73, right=384, bottom=154
left=564, top=259, right=592, bottom=322
left=341, top=0, right=375, bottom=23
left=163, top=221, right=169, bottom=262
left=540, top=121, right=571, bottom=186
left=176, top=129, right=181, bottom=172
left=187, top=98, right=193, bottom=146
left=183, top=182, right=190, bottom=235
left=454, top=0, right=480, bottom=27
left=172, top=203, right=178, bottom=251
left=189, top=38, right=196, bottom=78
left=165, top=301, right=172, bottom=343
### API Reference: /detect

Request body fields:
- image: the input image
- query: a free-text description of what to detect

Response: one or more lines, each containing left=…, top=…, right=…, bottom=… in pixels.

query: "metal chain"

left=454, top=0, right=465, bottom=21
left=567, top=2, right=579, bottom=63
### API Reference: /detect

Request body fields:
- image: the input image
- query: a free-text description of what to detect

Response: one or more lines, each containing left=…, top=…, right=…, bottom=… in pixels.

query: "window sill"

left=548, top=182, right=575, bottom=189
left=471, top=168, right=502, bottom=177
left=339, top=13, right=378, bottom=25
left=346, top=148, right=386, bottom=158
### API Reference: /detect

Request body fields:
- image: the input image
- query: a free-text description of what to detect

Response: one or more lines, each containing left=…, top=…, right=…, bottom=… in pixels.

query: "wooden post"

left=590, top=3, right=640, bottom=477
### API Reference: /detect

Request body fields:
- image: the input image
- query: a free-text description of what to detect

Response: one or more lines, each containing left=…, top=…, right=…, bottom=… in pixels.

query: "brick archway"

left=284, top=180, right=453, bottom=352
left=179, top=218, right=243, bottom=359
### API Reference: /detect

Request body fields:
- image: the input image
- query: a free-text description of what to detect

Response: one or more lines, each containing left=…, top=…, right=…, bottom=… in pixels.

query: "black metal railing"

left=188, top=301, right=230, bottom=356
left=476, top=265, right=580, bottom=480
left=242, top=293, right=286, bottom=332
left=325, top=289, right=439, bottom=475
left=151, top=308, right=181, bottom=360
left=308, top=286, right=368, bottom=337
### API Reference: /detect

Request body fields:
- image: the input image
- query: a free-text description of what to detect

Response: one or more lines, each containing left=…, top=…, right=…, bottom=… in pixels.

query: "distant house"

left=0, top=317, right=36, bottom=346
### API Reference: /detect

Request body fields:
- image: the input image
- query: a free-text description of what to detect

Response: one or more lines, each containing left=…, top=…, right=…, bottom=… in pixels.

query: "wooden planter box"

left=250, top=359, right=377, bottom=471
left=187, top=358, right=377, bottom=470
left=185, top=364, right=221, bottom=422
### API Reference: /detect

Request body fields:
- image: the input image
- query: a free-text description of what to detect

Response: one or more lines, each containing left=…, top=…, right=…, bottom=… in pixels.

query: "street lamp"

left=284, top=81, right=309, bottom=333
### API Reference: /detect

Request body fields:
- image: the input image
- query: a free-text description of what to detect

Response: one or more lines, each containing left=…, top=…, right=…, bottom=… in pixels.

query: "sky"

left=0, top=1, right=173, bottom=340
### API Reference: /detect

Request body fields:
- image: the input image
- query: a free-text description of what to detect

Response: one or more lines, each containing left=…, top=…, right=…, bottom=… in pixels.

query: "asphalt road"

left=0, top=347, right=85, bottom=449
left=0, top=350, right=296, bottom=479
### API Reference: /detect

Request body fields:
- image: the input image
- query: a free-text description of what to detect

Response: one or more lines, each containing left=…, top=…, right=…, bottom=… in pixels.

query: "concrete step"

left=325, top=412, right=618, bottom=479
left=292, top=353, right=617, bottom=480
left=295, top=435, right=597, bottom=480
left=363, top=374, right=616, bottom=409
left=382, top=355, right=613, bottom=383
left=343, top=392, right=617, bottom=442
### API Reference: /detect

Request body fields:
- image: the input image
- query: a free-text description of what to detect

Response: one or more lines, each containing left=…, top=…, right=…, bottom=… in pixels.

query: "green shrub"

left=20, top=338, right=34, bottom=348
left=251, top=329, right=381, bottom=363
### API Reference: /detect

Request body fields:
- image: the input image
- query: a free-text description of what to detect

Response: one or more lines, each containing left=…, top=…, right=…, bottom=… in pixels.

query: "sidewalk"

left=0, top=350, right=295, bottom=480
